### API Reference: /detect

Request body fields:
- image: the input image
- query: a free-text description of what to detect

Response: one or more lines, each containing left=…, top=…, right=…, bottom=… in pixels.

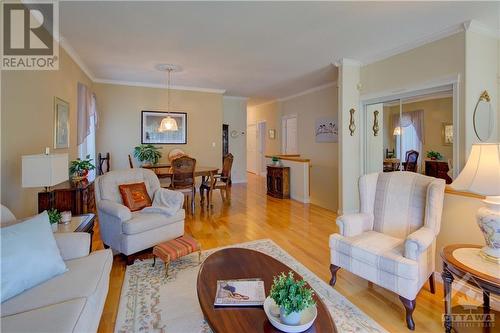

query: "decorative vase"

left=477, top=197, right=500, bottom=263
left=279, top=307, right=302, bottom=325
left=51, top=223, right=58, bottom=232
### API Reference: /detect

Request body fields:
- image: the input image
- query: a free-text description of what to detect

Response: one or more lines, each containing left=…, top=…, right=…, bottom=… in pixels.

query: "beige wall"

left=94, top=83, right=223, bottom=171
left=223, top=97, right=247, bottom=183
left=247, top=101, right=281, bottom=155
left=280, top=85, right=338, bottom=211
left=384, top=97, right=454, bottom=163
left=1, top=48, right=93, bottom=218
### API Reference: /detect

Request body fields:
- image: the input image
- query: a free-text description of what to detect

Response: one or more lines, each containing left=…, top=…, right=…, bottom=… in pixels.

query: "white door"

left=365, top=103, right=384, bottom=173
left=257, top=122, right=267, bottom=175
left=282, top=115, right=298, bottom=154
left=247, top=124, right=257, bottom=174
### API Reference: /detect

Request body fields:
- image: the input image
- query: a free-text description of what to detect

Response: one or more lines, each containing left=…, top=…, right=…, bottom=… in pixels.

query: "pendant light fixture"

left=156, top=64, right=182, bottom=132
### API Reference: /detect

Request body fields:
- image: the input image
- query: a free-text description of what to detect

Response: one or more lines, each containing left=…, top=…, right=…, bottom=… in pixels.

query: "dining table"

left=142, top=164, right=219, bottom=206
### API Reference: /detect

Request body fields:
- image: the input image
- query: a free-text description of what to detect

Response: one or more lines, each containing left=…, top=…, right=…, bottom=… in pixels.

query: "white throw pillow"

left=1, top=211, right=68, bottom=302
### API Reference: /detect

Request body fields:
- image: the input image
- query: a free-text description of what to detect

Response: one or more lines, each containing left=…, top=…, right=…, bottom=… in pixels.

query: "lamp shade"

left=22, top=153, right=68, bottom=188
left=450, top=143, right=500, bottom=196
left=393, top=126, right=401, bottom=136
left=158, top=116, right=178, bottom=132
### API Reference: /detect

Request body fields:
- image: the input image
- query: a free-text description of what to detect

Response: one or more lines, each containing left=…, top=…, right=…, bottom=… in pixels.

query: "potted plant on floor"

left=269, top=271, right=316, bottom=325
left=133, top=144, right=162, bottom=166
left=69, top=154, right=95, bottom=181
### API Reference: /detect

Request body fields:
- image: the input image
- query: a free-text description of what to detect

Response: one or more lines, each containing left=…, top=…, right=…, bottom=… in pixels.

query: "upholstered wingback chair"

left=329, top=171, right=445, bottom=330
left=95, top=168, right=185, bottom=262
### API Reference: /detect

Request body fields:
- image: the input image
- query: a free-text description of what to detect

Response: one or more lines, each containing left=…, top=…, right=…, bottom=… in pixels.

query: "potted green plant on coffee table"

left=269, top=271, right=316, bottom=325
left=69, top=154, right=95, bottom=181
left=133, top=144, right=162, bottom=166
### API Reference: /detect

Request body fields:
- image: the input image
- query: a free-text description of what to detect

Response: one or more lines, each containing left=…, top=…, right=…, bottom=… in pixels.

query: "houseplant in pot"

left=133, top=144, right=162, bottom=166
left=69, top=154, right=95, bottom=181
left=426, top=150, right=443, bottom=161
left=47, top=208, right=61, bottom=232
left=269, top=271, right=316, bottom=325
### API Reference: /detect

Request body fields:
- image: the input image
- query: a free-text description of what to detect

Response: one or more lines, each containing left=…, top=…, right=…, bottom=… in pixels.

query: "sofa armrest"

left=97, top=200, right=132, bottom=221
left=54, top=232, right=90, bottom=260
left=404, top=227, right=435, bottom=260
left=336, top=213, right=373, bottom=237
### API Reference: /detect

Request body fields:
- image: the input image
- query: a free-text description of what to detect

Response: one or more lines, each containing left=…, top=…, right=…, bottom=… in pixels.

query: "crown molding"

left=278, top=81, right=337, bottom=102
left=60, top=35, right=226, bottom=94
left=333, top=58, right=363, bottom=67
left=59, top=36, right=96, bottom=81
left=464, top=19, right=500, bottom=39
left=249, top=99, right=279, bottom=109
left=93, top=78, right=226, bottom=94
left=360, top=23, right=465, bottom=66
left=223, top=95, right=248, bottom=100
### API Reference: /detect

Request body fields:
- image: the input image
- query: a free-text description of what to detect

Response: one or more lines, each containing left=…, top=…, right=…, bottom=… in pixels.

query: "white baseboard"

left=433, top=272, right=499, bottom=311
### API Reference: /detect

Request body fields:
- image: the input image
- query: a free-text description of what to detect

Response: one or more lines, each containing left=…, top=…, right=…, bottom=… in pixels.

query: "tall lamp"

left=22, top=153, right=68, bottom=198
left=450, top=143, right=500, bottom=262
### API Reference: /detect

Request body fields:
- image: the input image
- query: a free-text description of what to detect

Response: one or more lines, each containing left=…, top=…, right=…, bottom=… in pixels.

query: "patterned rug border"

left=115, top=238, right=388, bottom=333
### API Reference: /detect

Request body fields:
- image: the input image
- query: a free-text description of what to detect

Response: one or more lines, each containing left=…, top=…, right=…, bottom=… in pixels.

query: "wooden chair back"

left=97, top=152, right=110, bottom=175
left=128, top=155, right=134, bottom=168
left=220, top=153, right=234, bottom=182
left=171, top=156, right=196, bottom=189
left=404, top=150, right=419, bottom=172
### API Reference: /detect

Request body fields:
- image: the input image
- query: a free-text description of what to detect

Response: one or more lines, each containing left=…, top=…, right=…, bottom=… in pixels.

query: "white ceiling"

left=60, top=2, right=499, bottom=105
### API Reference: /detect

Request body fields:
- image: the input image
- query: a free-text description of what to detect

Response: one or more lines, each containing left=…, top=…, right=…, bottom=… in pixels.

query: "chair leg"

left=191, top=188, right=195, bottom=213
left=399, top=296, right=416, bottom=330
left=220, top=189, right=225, bottom=201
left=329, top=264, right=341, bottom=287
left=429, top=273, right=436, bottom=294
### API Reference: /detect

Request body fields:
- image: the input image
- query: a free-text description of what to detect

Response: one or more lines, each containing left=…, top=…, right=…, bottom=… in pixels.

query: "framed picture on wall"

left=315, top=117, right=338, bottom=143
left=442, top=122, right=453, bottom=145
left=141, top=111, right=187, bottom=144
left=54, top=97, right=70, bottom=149
left=268, top=129, right=276, bottom=139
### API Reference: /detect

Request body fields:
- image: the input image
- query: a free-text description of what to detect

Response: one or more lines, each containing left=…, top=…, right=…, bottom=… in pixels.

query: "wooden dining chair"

left=97, top=152, right=110, bottom=175
left=402, top=150, right=419, bottom=173
left=128, top=155, right=134, bottom=168
left=169, top=156, right=197, bottom=214
left=200, top=153, right=233, bottom=206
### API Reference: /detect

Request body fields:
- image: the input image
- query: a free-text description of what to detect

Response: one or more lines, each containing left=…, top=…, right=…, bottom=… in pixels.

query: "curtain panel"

left=77, top=82, right=98, bottom=146
left=392, top=109, right=424, bottom=144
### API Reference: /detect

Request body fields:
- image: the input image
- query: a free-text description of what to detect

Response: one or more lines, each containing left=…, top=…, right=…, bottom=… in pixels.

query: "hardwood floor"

left=95, top=173, right=447, bottom=333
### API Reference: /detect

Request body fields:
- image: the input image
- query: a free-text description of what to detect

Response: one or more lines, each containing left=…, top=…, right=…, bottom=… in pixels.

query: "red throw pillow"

left=118, top=182, right=152, bottom=212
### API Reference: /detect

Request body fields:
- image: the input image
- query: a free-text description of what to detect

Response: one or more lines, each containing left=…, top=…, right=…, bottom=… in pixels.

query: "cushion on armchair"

left=119, top=182, right=152, bottom=211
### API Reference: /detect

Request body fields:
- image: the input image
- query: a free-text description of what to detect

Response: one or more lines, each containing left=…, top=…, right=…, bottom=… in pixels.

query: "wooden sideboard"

left=266, top=166, right=290, bottom=199
left=425, top=160, right=452, bottom=184
left=38, top=178, right=96, bottom=215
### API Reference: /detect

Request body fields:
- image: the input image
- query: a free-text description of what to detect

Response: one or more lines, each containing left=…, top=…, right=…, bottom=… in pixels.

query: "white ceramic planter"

left=280, top=307, right=302, bottom=326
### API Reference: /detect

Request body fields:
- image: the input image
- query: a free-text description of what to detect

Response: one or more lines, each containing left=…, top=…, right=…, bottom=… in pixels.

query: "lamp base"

left=477, top=196, right=500, bottom=264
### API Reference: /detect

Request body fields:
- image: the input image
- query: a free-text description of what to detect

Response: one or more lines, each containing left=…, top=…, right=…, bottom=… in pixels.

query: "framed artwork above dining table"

left=141, top=110, right=187, bottom=144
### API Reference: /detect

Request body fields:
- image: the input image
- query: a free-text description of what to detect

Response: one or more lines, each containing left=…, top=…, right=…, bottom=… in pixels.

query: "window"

left=396, top=123, right=421, bottom=160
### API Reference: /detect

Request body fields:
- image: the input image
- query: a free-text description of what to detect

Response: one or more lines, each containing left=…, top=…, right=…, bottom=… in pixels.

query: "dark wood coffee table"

left=197, top=248, right=337, bottom=333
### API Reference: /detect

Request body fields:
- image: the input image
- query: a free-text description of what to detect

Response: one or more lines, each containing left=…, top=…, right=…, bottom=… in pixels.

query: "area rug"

left=115, top=239, right=387, bottom=333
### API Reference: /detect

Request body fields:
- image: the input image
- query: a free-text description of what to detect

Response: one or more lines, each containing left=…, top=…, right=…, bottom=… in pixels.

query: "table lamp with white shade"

left=450, top=143, right=500, bottom=262
left=22, top=153, right=69, bottom=191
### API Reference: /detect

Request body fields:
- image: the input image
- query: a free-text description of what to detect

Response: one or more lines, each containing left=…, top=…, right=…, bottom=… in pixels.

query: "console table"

left=441, top=244, right=499, bottom=332
left=38, top=178, right=96, bottom=215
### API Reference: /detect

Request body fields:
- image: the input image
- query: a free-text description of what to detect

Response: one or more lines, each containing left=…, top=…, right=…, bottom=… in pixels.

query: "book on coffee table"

left=214, top=278, right=266, bottom=306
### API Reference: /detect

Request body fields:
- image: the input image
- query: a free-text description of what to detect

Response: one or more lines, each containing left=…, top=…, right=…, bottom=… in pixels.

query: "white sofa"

left=1, top=206, right=112, bottom=333
left=95, top=168, right=185, bottom=261
left=329, top=171, right=445, bottom=330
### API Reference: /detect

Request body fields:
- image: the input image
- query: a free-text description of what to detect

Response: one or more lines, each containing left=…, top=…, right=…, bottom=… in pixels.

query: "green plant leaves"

left=269, top=271, right=315, bottom=315
left=133, top=144, right=162, bottom=165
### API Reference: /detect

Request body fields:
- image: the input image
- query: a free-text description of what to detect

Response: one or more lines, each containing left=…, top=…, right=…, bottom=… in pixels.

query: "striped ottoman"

left=152, top=235, right=202, bottom=277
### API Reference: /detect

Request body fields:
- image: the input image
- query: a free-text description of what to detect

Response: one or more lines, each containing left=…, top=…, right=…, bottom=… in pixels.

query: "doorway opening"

left=282, top=114, right=298, bottom=155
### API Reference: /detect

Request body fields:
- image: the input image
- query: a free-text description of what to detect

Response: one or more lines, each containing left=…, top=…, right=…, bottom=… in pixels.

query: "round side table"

left=441, top=244, right=500, bottom=333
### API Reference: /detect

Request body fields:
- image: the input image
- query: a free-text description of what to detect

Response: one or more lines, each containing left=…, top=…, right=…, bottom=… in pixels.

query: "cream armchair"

left=329, top=171, right=445, bottom=330
left=95, top=168, right=185, bottom=263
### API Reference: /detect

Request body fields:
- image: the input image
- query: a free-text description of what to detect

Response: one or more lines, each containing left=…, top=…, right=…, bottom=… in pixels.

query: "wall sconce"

left=349, top=108, right=356, bottom=136
left=372, top=110, right=379, bottom=136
